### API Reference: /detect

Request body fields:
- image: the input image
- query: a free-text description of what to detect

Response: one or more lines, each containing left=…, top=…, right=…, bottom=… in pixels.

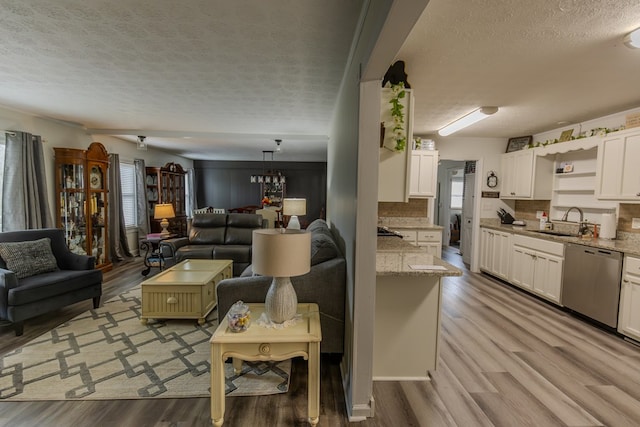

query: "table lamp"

left=154, top=203, right=176, bottom=237
left=283, top=198, right=306, bottom=230
left=252, top=229, right=311, bottom=323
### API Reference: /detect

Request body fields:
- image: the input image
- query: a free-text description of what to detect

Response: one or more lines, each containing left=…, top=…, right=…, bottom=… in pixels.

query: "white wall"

left=0, top=106, right=192, bottom=247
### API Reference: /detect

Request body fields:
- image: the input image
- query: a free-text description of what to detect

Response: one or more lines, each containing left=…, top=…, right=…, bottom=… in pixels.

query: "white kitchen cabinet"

left=618, top=255, right=640, bottom=341
left=378, top=88, right=413, bottom=202
left=409, top=150, right=438, bottom=197
left=479, top=227, right=512, bottom=281
left=500, top=149, right=553, bottom=200
left=596, top=129, right=640, bottom=200
left=509, top=235, right=564, bottom=304
left=396, top=228, right=442, bottom=258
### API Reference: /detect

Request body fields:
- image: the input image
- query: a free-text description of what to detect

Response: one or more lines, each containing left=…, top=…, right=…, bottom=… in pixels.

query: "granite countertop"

left=376, top=236, right=462, bottom=277
left=480, top=219, right=640, bottom=257
left=378, top=216, right=443, bottom=230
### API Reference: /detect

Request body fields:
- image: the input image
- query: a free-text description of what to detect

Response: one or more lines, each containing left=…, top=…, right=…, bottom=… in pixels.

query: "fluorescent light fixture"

left=624, top=27, right=640, bottom=48
left=438, top=106, right=499, bottom=136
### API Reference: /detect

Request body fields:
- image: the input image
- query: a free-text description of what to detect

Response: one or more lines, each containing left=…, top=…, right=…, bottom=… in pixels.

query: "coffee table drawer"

left=142, top=284, right=211, bottom=316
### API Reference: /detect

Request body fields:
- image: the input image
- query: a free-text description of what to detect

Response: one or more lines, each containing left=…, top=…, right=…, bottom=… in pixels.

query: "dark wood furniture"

left=54, top=142, right=112, bottom=272
left=146, top=162, right=187, bottom=236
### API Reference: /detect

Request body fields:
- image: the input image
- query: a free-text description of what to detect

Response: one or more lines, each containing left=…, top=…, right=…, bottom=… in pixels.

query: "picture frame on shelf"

left=505, top=135, right=532, bottom=153
left=559, top=129, right=574, bottom=142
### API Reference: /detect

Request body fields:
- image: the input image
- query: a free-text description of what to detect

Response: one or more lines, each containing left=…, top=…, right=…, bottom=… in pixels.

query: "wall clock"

left=90, top=166, right=102, bottom=189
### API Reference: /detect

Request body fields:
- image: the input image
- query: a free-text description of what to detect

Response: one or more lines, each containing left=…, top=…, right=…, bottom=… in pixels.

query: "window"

left=120, top=162, right=137, bottom=227
left=450, top=177, right=463, bottom=209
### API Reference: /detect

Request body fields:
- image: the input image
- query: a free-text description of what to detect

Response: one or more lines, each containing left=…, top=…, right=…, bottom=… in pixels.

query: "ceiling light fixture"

left=137, top=135, right=147, bottom=151
left=437, top=106, right=499, bottom=136
left=275, top=138, right=282, bottom=152
left=624, top=27, right=640, bottom=48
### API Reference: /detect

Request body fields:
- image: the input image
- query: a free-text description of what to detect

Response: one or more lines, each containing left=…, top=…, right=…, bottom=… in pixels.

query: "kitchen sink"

left=532, top=230, right=576, bottom=237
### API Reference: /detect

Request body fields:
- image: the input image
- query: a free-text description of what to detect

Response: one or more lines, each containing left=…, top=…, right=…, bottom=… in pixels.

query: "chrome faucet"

left=561, top=206, right=584, bottom=223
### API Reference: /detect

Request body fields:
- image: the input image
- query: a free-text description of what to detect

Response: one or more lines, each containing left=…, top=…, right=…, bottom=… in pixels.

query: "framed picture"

left=559, top=129, right=574, bottom=142
left=505, top=135, right=532, bottom=153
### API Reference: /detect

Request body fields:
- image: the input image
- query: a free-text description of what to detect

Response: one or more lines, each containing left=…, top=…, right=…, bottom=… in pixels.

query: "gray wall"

left=193, top=160, right=327, bottom=221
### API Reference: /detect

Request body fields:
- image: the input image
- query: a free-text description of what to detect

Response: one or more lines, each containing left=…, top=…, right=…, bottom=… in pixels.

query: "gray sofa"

left=216, top=219, right=346, bottom=354
left=160, top=213, right=264, bottom=277
left=0, top=228, right=103, bottom=336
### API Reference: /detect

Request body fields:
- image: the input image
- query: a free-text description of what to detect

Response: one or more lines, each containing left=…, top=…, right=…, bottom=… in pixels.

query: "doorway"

left=435, top=160, right=476, bottom=265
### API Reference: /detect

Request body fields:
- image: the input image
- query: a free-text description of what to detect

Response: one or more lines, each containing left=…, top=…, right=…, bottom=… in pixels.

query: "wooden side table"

left=139, top=233, right=176, bottom=276
left=210, top=303, right=322, bottom=426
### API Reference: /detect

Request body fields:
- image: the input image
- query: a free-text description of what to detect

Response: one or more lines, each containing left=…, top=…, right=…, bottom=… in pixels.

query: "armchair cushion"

left=310, top=233, right=339, bottom=266
left=0, top=238, right=59, bottom=279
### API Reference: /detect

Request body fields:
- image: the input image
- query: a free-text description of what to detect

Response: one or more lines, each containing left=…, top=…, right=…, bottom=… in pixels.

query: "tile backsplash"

left=619, top=204, right=640, bottom=233
left=378, top=198, right=428, bottom=218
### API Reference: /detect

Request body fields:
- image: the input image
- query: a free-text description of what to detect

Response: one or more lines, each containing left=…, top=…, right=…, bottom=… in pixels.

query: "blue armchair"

left=0, top=228, right=103, bottom=336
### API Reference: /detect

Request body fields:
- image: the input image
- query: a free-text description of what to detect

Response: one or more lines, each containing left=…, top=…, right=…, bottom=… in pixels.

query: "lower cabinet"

left=509, top=235, right=564, bottom=304
left=479, top=228, right=512, bottom=281
left=397, top=228, right=442, bottom=258
left=618, top=255, right=640, bottom=341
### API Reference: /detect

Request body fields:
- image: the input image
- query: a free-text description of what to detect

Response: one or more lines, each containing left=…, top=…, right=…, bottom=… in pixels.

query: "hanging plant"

left=389, top=82, right=407, bottom=151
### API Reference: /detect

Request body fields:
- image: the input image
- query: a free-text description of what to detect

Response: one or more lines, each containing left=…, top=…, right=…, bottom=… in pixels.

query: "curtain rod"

left=2, top=130, right=16, bottom=136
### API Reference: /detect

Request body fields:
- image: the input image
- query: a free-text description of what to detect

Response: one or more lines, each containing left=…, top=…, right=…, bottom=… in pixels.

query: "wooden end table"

left=210, top=303, right=322, bottom=426
left=140, top=259, right=232, bottom=325
left=139, top=233, right=176, bottom=276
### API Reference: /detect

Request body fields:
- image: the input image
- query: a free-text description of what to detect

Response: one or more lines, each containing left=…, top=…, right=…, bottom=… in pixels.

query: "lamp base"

left=160, top=218, right=170, bottom=236
left=265, top=276, right=298, bottom=323
left=287, top=215, right=301, bottom=230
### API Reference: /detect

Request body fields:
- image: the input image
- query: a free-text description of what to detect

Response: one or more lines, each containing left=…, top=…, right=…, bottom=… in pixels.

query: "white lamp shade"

left=252, top=229, right=311, bottom=277
left=283, top=198, right=306, bottom=216
left=154, top=203, right=176, bottom=220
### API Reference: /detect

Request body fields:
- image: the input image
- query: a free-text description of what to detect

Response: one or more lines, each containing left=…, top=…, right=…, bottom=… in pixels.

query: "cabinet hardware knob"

left=636, top=192, right=640, bottom=196
left=167, top=297, right=178, bottom=304
left=259, top=343, right=271, bottom=354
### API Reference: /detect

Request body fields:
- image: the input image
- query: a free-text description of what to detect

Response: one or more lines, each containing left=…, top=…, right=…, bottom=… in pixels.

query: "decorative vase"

left=265, top=277, right=298, bottom=323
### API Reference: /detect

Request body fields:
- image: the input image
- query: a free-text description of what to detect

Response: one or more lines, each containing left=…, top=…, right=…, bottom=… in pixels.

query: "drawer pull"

left=167, top=297, right=178, bottom=304
left=259, top=343, right=271, bottom=354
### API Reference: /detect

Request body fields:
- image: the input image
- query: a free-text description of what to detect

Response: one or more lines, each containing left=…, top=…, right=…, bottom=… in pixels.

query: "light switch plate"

left=632, top=218, right=640, bottom=229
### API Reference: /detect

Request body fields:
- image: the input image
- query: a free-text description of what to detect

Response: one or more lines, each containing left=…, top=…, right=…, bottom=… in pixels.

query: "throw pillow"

left=310, top=233, right=339, bottom=266
left=0, top=237, right=59, bottom=279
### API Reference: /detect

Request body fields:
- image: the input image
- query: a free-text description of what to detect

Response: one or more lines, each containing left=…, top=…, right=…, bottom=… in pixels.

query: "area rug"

left=0, top=286, right=290, bottom=400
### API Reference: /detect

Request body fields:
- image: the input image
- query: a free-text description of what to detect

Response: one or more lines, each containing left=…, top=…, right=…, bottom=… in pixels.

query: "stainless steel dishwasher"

left=562, top=243, right=623, bottom=328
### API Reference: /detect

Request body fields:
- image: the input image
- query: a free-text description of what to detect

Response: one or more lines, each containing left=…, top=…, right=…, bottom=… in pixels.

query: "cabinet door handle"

left=636, top=192, right=640, bottom=196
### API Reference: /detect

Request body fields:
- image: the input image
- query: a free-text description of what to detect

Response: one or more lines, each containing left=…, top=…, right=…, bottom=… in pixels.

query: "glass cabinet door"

left=88, top=162, right=108, bottom=267
left=59, top=162, right=88, bottom=256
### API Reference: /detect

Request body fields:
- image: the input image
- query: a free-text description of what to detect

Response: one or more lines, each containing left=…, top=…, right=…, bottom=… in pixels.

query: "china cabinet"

left=146, top=162, right=187, bottom=236
left=54, top=142, right=112, bottom=272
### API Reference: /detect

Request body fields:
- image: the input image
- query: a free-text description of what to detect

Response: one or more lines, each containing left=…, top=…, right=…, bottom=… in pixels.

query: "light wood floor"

left=2, top=250, right=640, bottom=426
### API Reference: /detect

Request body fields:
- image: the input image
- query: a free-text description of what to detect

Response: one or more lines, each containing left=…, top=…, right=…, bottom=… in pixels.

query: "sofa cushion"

left=175, top=245, right=216, bottom=262
left=310, top=232, right=339, bottom=266
left=8, top=268, right=102, bottom=306
left=214, top=245, right=252, bottom=264
left=190, top=227, right=226, bottom=245
left=225, top=214, right=263, bottom=245
left=0, top=238, right=59, bottom=279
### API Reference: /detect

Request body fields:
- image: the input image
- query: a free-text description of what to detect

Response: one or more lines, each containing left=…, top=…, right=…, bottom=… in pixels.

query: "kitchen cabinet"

left=509, top=235, right=564, bottom=304
left=618, top=255, right=640, bottom=341
left=479, top=227, right=512, bottom=280
left=500, top=149, right=553, bottom=199
left=396, top=228, right=442, bottom=258
left=409, top=150, right=438, bottom=197
left=596, top=128, right=640, bottom=200
left=378, top=88, right=413, bottom=202
left=55, top=142, right=112, bottom=272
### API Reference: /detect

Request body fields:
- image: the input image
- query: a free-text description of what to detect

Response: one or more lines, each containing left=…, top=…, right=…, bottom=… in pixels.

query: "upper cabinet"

left=596, top=128, right=640, bottom=200
left=500, top=149, right=553, bottom=200
left=409, top=150, right=438, bottom=197
left=378, top=88, right=413, bottom=202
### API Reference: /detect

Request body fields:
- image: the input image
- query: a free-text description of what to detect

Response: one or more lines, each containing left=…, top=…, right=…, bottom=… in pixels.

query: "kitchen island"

left=374, top=236, right=462, bottom=380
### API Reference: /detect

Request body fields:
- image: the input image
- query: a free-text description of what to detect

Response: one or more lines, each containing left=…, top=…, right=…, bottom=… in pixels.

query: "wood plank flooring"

left=2, top=250, right=640, bottom=426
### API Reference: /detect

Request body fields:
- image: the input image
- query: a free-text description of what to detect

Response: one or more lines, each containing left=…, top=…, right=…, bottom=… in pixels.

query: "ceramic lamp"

left=283, top=198, right=306, bottom=230
left=252, top=229, right=311, bottom=323
left=154, top=203, right=176, bottom=236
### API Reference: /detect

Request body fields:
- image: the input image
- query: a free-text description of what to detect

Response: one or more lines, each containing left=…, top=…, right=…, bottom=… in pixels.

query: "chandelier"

left=250, top=150, right=286, bottom=190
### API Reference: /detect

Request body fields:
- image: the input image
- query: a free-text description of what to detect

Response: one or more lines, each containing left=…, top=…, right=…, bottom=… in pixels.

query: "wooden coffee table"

left=210, top=303, right=322, bottom=426
left=140, top=259, right=232, bottom=325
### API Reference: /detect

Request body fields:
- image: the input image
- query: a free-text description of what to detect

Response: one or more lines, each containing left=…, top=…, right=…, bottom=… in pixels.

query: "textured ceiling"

left=1, top=1, right=640, bottom=160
